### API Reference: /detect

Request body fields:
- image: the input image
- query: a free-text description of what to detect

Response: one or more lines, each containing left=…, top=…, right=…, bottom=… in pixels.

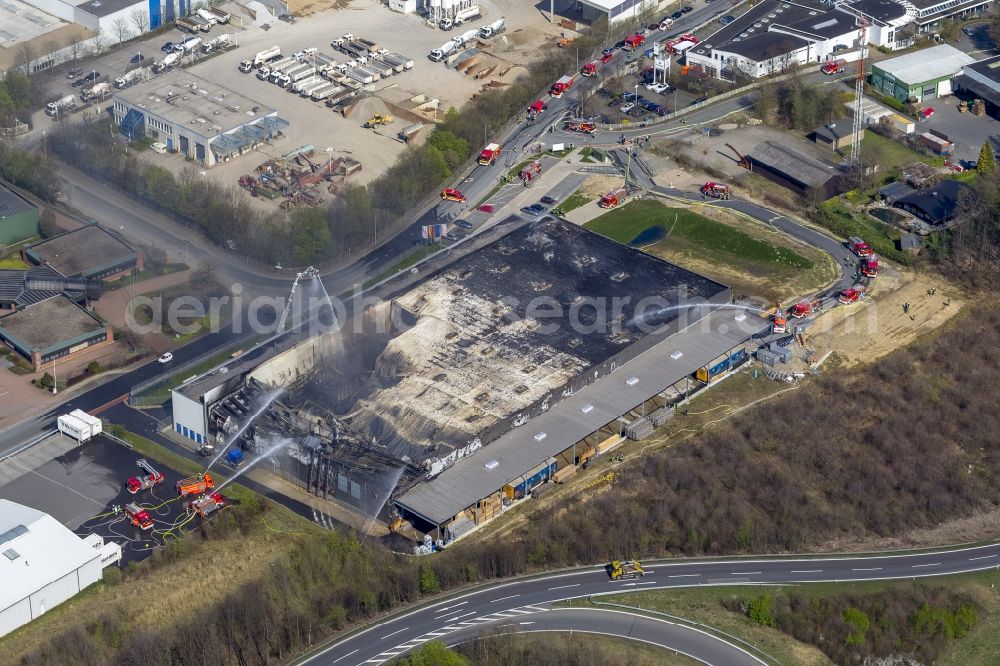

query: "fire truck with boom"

left=126, top=459, right=165, bottom=494
left=478, top=142, right=502, bottom=165
left=599, top=188, right=627, bottom=208
left=519, top=161, right=542, bottom=185
left=700, top=181, right=731, bottom=199
left=176, top=473, right=215, bottom=496
left=861, top=255, right=879, bottom=278
left=565, top=120, right=597, bottom=135
left=186, top=492, right=226, bottom=517
left=124, top=503, right=154, bottom=530
left=550, top=75, right=574, bottom=97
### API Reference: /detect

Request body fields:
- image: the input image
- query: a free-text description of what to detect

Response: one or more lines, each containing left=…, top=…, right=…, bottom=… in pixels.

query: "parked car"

left=130, top=53, right=145, bottom=63
left=161, top=41, right=174, bottom=52
left=671, top=10, right=683, bottom=19
left=540, top=195, right=557, bottom=205
left=71, top=78, right=85, bottom=88
left=478, top=204, right=495, bottom=213
left=83, top=71, right=100, bottom=82
left=647, top=22, right=661, bottom=31
left=521, top=204, right=546, bottom=216
left=454, top=219, right=473, bottom=229
left=681, top=5, right=693, bottom=12
left=65, top=67, right=82, bottom=79
left=720, top=14, right=735, bottom=25
left=620, top=102, right=635, bottom=114
left=646, top=82, right=670, bottom=94
left=158, top=352, right=174, bottom=364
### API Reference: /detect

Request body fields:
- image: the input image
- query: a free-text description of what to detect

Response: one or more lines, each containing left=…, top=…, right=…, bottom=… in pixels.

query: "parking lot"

left=921, top=96, right=1000, bottom=165
left=39, top=0, right=568, bottom=203
left=0, top=434, right=206, bottom=564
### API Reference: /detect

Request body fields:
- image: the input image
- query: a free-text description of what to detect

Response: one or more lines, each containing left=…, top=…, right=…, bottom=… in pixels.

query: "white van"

left=150, top=141, right=167, bottom=154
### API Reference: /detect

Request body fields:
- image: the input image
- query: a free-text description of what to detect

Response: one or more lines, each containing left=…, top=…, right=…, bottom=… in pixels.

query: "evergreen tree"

left=977, top=141, right=996, bottom=176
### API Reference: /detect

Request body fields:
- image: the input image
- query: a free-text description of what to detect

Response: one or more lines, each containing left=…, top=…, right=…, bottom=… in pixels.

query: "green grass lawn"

left=585, top=200, right=814, bottom=268
left=0, top=254, right=28, bottom=269
left=560, top=190, right=594, bottom=213
left=584, top=200, right=834, bottom=302
left=858, top=131, right=944, bottom=176
left=811, top=199, right=910, bottom=264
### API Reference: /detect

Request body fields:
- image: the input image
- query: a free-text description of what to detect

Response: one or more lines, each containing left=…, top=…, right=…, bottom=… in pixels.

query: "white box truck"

left=71, top=409, right=103, bottom=438
left=57, top=410, right=101, bottom=442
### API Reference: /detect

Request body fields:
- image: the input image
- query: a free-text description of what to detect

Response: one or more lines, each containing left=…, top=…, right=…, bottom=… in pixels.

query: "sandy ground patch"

left=806, top=268, right=963, bottom=369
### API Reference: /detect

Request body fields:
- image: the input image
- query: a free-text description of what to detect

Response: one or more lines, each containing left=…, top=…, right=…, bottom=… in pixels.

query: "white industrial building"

left=22, top=0, right=188, bottom=34
left=113, top=69, right=287, bottom=167
left=0, top=500, right=118, bottom=639
left=576, top=0, right=658, bottom=23
left=686, top=0, right=917, bottom=80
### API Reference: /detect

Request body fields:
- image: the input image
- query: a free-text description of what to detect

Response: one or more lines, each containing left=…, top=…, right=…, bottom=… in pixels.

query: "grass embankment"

left=0, top=254, right=29, bottom=269
left=563, top=569, right=1000, bottom=666
left=0, top=429, right=322, bottom=663
left=585, top=199, right=835, bottom=302
left=133, top=338, right=264, bottom=405
left=560, top=190, right=594, bottom=213
left=362, top=244, right=441, bottom=289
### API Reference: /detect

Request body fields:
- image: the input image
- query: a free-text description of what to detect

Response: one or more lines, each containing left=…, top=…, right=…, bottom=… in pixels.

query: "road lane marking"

left=331, top=649, right=358, bottom=663
left=730, top=572, right=761, bottom=575
left=853, top=567, right=882, bottom=571
left=790, top=570, right=822, bottom=573
left=668, top=574, right=701, bottom=578
left=490, top=594, right=520, bottom=603
left=438, top=610, right=476, bottom=622
left=970, top=555, right=997, bottom=561
left=912, top=562, right=941, bottom=568
left=523, top=606, right=548, bottom=612
left=380, top=627, right=408, bottom=640
left=519, top=622, right=535, bottom=625
left=433, top=601, right=467, bottom=615
left=548, top=583, right=581, bottom=590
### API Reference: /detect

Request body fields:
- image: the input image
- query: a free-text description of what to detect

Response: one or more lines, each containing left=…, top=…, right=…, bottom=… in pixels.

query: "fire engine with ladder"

left=126, top=459, right=165, bottom=494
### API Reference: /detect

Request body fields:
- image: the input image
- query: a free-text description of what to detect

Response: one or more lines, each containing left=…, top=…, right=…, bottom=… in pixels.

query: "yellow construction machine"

left=607, top=559, right=645, bottom=580
left=364, top=114, right=394, bottom=128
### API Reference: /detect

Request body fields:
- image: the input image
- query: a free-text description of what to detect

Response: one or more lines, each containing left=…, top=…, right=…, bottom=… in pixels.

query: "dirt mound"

left=342, top=96, right=390, bottom=120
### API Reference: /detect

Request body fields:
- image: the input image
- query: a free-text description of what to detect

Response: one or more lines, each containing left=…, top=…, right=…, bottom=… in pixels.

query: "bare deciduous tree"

left=14, top=43, right=34, bottom=75
left=92, top=29, right=107, bottom=55
left=65, top=36, right=82, bottom=63
left=111, top=17, right=132, bottom=45
left=129, top=8, right=149, bottom=34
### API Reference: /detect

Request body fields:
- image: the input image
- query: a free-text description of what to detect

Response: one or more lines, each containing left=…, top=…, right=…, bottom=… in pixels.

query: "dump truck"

left=599, top=188, right=627, bottom=208
left=176, top=473, right=215, bottom=496
left=700, top=181, right=730, bottom=199
left=383, top=52, right=414, bottom=70
left=822, top=58, right=847, bottom=75
left=364, top=114, right=394, bottom=128
left=478, top=142, right=502, bottom=165
left=441, top=188, right=466, bottom=202
left=291, top=74, right=322, bottom=94
left=861, top=255, right=879, bottom=278
left=45, top=95, right=76, bottom=118
left=848, top=235, right=871, bottom=257
left=311, top=83, right=343, bottom=100
left=240, top=46, right=281, bottom=72
left=581, top=60, right=599, bottom=77
left=550, top=75, right=574, bottom=97
left=186, top=492, right=225, bottom=517
left=607, top=559, right=645, bottom=580
left=479, top=17, right=505, bottom=39
left=126, top=459, right=164, bottom=494
left=398, top=123, right=423, bottom=141
left=124, top=503, right=154, bottom=530
left=176, top=17, right=200, bottom=34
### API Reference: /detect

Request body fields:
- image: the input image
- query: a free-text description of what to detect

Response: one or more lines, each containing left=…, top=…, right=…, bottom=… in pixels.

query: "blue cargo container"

left=695, top=348, right=749, bottom=383
left=227, top=449, right=245, bottom=467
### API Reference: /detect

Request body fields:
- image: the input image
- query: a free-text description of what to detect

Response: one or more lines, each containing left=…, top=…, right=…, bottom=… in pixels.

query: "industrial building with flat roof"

left=170, top=218, right=766, bottom=538
left=908, top=0, right=992, bottom=32
left=870, top=43, right=975, bottom=101
left=0, top=294, right=112, bottom=370
left=686, top=0, right=917, bottom=80
left=23, top=224, right=139, bottom=281
left=574, top=0, right=657, bottom=23
left=112, top=70, right=289, bottom=167
left=0, top=500, right=106, bottom=638
left=953, top=54, right=1000, bottom=117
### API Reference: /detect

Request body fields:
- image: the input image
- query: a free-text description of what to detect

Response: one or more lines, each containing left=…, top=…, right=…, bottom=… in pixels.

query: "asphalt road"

left=298, top=543, right=1000, bottom=666
left=441, top=607, right=764, bottom=666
